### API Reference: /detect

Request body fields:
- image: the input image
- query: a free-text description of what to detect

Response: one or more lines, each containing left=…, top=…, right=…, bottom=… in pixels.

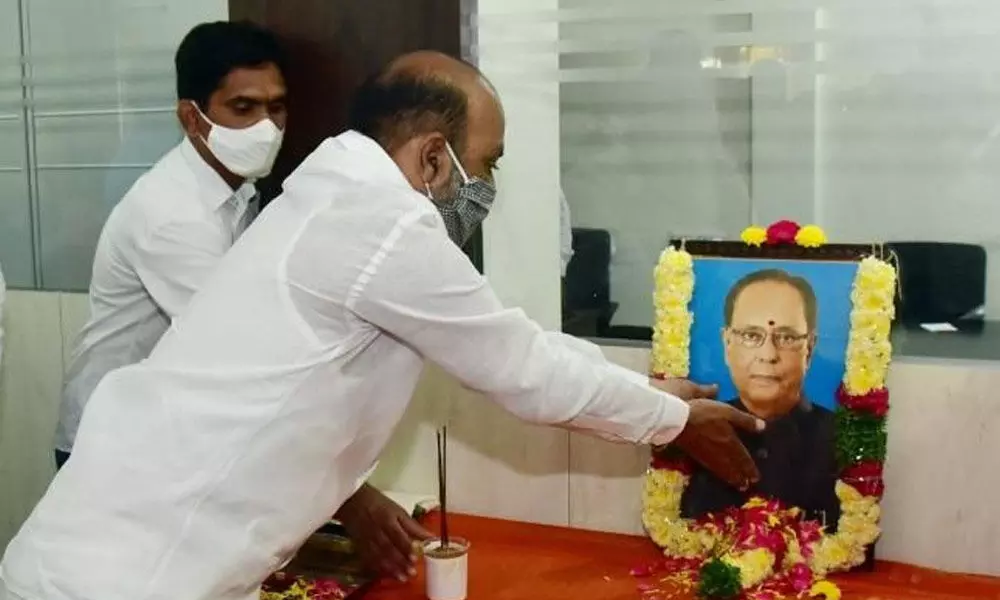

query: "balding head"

left=349, top=51, right=505, bottom=204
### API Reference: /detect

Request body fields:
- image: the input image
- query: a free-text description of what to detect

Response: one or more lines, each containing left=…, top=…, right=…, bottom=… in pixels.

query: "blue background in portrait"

left=688, top=258, right=859, bottom=411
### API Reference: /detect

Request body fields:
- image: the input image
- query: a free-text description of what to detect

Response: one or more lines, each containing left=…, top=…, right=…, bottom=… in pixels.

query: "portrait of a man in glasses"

left=681, top=268, right=841, bottom=530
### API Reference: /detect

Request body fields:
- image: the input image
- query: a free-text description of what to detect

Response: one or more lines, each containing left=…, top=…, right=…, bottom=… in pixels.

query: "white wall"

left=478, top=0, right=563, bottom=329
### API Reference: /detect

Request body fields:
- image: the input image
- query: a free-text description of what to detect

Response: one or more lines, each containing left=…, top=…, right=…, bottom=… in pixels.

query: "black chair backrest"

left=888, top=242, right=986, bottom=325
left=565, top=228, right=612, bottom=311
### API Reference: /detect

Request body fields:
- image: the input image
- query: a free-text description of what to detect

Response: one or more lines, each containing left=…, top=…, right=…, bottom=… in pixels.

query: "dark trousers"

left=54, top=449, right=70, bottom=470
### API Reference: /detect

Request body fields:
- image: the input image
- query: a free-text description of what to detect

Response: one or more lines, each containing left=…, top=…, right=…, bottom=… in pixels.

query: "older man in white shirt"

left=52, top=20, right=430, bottom=584
left=0, top=51, right=761, bottom=600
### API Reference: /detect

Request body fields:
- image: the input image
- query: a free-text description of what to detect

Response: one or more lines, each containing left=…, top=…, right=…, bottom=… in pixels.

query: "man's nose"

left=755, top=339, right=780, bottom=361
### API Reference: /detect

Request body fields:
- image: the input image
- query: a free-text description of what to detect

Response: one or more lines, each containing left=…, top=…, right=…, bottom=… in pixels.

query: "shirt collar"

left=324, top=130, right=416, bottom=192
left=733, top=397, right=814, bottom=421
left=179, top=137, right=257, bottom=211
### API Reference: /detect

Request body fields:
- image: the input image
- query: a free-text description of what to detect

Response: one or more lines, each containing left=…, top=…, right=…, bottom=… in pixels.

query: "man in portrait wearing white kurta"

left=0, top=52, right=763, bottom=600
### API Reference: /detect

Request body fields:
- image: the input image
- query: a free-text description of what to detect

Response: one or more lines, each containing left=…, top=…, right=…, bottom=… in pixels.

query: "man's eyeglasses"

left=728, top=327, right=811, bottom=350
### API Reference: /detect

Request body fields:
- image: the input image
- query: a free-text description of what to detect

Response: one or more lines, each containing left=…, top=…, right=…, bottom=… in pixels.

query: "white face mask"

left=194, top=104, right=284, bottom=179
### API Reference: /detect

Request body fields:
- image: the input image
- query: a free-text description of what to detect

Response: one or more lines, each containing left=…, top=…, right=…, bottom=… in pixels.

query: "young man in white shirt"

left=0, top=52, right=762, bottom=600
left=50, top=21, right=429, bottom=584
left=54, top=21, right=286, bottom=465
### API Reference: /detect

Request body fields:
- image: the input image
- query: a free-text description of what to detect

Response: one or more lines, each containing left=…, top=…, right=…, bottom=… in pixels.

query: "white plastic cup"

left=422, top=537, right=470, bottom=600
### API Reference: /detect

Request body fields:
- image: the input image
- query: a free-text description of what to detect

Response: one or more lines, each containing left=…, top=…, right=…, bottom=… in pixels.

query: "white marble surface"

left=2, top=293, right=1000, bottom=578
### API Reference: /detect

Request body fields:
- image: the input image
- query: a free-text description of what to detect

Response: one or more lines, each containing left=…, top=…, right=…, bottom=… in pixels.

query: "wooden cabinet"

left=229, top=0, right=481, bottom=267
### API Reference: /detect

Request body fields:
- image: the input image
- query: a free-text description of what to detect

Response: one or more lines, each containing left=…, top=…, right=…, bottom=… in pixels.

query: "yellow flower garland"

left=644, top=247, right=896, bottom=595
left=651, top=247, right=695, bottom=378
left=262, top=582, right=313, bottom=600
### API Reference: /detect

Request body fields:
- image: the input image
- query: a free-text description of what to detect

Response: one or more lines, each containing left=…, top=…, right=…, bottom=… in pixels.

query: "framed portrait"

left=642, top=238, right=894, bottom=595
left=678, top=242, right=873, bottom=531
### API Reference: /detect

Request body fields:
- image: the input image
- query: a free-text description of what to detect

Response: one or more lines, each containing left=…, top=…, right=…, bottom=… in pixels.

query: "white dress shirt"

left=54, top=138, right=257, bottom=452
left=0, top=131, right=688, bottom=600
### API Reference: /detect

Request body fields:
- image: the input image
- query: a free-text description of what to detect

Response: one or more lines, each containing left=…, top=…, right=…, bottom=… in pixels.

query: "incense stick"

left=437, top=426, right=449, bottom=548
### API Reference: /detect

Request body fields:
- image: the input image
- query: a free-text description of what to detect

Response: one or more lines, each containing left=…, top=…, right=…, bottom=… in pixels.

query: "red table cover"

left=367, top=513, right=1000, bottom=600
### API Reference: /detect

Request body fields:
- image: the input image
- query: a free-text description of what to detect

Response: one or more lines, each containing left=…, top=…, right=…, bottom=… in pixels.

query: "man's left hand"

left=335, top=483, right=433, bottom=582
left=651, top=377, right=719, bottom=401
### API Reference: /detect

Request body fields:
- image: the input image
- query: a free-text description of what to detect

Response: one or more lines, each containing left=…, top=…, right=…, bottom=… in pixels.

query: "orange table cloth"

left=367, top=513, right=1000, bottom=600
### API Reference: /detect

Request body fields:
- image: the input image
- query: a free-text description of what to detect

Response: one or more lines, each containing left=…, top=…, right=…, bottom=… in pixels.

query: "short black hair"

left=175, top=21, right=285, bottom=108
left=348, top=70, right=468, bottom=153
left=723, top=269, right=818, bottom=330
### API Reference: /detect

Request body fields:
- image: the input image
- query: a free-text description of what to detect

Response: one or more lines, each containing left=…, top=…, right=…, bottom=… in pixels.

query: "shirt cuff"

left=647, top=399, right=690, bottom=446
left=605, top=363, right=690, bottom=445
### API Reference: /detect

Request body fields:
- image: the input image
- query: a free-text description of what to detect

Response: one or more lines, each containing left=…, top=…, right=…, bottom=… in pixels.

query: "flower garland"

left=261, top=573, right=348, bottom=600
left=741, top=221, right=828, bottom=249
left=651, top=246, right=695, bottom=379
left=641, top=240, right=896, bottom=599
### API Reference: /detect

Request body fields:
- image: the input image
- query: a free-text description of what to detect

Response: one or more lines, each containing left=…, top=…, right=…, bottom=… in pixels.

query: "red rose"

left=841, top=460, right=885, bottom=498
left=766, top=220, right=801, bottom=245
left=837, top=383, right=890, bottom=417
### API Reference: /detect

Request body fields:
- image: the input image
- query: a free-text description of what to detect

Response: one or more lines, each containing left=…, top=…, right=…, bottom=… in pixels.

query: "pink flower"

left=795, top=520, right=823, bottom=552
left=788, top=563, right=814, bottom=592
left=311, top=578, right=347, bottom=600
left=766, top=220, right=801, bottom=245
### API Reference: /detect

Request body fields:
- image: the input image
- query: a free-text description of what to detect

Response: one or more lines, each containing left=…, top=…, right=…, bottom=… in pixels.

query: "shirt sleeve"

left=348, top=209, right=689, bottom=445
left=132, top=220, right=228, bottom=319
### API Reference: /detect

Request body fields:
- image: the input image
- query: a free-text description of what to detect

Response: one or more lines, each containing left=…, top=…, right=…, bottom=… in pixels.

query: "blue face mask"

left=427, top=142, right=497, bottom=245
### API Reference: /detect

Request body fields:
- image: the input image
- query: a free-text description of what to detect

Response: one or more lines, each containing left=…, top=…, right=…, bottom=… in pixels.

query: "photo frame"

left=639, top=227, right=896, bottom=599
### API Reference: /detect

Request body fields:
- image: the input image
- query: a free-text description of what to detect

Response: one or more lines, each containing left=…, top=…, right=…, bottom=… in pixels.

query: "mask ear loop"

left=444, top=141, right=471, bottom=184
left=188, top=101, right=215, bottom=148
left=424, top=181, right=435, bottom=201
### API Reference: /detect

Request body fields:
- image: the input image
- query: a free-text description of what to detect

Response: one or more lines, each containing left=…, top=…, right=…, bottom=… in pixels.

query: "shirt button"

left=756, top=449, right=768, bottom=460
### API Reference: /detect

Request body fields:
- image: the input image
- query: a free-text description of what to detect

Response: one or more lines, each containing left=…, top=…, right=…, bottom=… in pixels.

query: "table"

left=366, top=513, right=1000, bottom=600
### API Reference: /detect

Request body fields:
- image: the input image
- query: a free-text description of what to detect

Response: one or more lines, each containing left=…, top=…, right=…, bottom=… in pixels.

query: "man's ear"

left=176, top=100, right=204, bottom=140
left=721, top=327, right=732, bottom=367
left=417, top=133, right=452, bottom=192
